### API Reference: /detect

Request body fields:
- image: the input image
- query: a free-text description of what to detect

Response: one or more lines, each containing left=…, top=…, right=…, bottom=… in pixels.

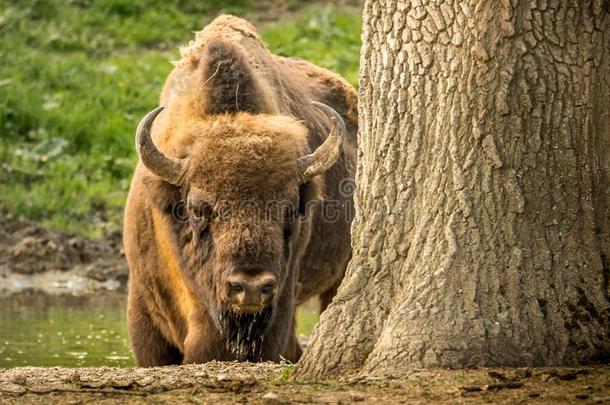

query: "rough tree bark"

left=297, top=0, right=610, bottom=377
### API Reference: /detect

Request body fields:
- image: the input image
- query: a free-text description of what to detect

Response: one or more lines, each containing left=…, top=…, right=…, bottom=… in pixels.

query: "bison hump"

left=198, top=38, right=279, bottom=115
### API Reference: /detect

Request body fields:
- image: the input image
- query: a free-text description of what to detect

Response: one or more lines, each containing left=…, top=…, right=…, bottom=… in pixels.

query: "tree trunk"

left=297, top=0, right=610, bottom=378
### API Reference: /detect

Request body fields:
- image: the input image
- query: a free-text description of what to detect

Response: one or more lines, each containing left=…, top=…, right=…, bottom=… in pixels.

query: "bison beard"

left=219, top=307, right=273, bottom=361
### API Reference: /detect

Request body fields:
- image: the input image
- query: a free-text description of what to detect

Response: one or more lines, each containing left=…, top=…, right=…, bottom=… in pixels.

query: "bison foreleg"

left=127, top=296, right=183, bottom=367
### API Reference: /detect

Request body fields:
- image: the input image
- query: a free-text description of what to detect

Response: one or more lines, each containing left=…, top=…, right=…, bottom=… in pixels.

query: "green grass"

left=0, top=0, right=361, bottom=236
left=296, top=301, right=320, bottom=337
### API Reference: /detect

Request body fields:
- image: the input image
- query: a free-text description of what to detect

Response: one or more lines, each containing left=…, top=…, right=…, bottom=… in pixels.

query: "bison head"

left=134, top=102, right=345, bottom=356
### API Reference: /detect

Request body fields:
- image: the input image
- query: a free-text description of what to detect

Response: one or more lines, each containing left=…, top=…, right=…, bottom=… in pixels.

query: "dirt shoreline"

left=0, top=218, right=128, bottom=296
left=1, top=363, right=609, bottom=403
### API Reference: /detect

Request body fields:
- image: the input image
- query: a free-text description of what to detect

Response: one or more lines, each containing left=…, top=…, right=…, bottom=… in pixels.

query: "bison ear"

left=198, top=39, right=278, bottom=115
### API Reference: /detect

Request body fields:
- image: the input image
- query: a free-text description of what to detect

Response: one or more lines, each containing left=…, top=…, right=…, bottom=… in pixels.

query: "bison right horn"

left=135, top=106, right=188, bottom=186
left=297, top=101, right=346, bottom=181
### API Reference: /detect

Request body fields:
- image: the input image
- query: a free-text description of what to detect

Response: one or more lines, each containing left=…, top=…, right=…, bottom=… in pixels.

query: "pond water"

left=0, top=293, right=319, bottom=368
left=0, top=293, right=133, bottom=367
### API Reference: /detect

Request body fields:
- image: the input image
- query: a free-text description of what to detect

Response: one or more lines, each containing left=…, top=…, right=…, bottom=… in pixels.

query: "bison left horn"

left=297, top=101, right=346, bottom=181
left=135, top=106, right=188, bottom=185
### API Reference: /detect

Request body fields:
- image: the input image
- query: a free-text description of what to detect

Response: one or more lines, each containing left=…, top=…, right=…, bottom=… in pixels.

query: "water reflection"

left=0, top=293, right=320, bottom=368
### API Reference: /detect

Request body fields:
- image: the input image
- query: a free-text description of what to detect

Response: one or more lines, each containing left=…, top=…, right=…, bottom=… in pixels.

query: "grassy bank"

left=0, top=0, right=361, bottom=236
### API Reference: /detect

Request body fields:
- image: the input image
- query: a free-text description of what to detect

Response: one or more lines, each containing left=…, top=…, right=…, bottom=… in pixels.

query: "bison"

left=123, top=15, right=357, bottom=366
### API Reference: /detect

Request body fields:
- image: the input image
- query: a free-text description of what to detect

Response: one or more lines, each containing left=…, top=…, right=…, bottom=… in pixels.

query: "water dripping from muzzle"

left=219, top=307, right=272, bottom=361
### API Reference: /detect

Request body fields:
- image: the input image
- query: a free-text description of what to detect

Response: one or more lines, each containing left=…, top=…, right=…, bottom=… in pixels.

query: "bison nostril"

left=259, top=281, right=276, bottom=296
left=228, top=281, right=244, bottom=294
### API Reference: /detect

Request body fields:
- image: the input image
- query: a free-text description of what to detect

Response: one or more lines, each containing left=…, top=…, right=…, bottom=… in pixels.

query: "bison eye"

left=188, top=201, right=206, bottom=216
left=192, top=209, right=205, bottom=221
left=189, top=202, right=213, bottom=229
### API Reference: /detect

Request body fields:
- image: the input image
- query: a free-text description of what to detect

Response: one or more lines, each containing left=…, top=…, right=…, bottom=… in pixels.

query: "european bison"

left=123, top=15, right=357, bottom=366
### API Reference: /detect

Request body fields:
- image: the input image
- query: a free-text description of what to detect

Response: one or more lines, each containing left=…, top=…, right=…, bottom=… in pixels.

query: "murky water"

left=0, top=293, right=133, bottom=367
left=0, top=293, right=319, bottom=368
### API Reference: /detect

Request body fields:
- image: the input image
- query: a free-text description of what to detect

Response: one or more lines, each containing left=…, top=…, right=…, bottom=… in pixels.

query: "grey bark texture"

left=297, top=0, right=610, bottom=378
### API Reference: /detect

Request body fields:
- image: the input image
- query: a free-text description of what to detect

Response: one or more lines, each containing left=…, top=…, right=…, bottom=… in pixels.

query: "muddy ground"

left=0, top=363, right=609, bottom=404
left=0, top=218, right=127, bottom=296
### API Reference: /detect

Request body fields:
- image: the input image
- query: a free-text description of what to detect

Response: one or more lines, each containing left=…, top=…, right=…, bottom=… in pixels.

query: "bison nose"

left=225, top=272, right=277, bottom=312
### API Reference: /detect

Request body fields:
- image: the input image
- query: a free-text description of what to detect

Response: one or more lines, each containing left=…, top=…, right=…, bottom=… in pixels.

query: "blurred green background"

left=0, top=0, right=361, bottom=236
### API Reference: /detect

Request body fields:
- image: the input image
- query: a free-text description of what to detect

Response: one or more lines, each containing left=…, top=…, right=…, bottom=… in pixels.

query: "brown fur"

left=123, top=15, right=357, bottom=366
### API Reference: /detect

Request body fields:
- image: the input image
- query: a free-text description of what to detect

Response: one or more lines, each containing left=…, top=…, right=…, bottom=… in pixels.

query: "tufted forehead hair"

left=176, top=112, right=309, bottom=203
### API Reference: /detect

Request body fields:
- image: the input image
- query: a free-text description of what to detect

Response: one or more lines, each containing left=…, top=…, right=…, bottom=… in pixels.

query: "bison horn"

left=297, top=101, right=346, bottom=181
left=135, top=106, right=188, bottom=185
